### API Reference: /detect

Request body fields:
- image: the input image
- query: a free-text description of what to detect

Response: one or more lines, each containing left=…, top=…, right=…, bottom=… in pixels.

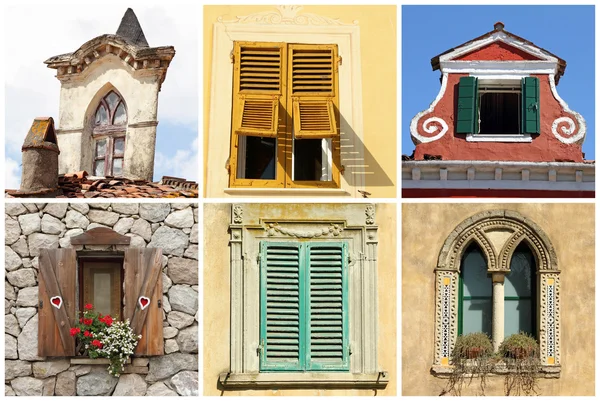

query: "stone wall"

left=5, top=203, right=199, bottom=396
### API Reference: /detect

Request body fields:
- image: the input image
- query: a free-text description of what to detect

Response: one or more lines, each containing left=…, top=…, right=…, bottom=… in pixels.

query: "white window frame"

left=220, top=204, right=389, bottom=389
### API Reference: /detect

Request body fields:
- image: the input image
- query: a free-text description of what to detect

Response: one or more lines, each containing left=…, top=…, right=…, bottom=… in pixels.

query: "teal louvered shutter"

left=521, top=77, right=540, bottom=134
left=456, top=76, right=479, bottom=134
left=307, top=242, right=349, bottom=371
left=260, top=242, right=304, bottom=371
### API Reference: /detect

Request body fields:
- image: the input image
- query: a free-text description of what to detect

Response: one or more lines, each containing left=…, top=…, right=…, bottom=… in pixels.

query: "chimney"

left=20, top=117, right=60, bottom=193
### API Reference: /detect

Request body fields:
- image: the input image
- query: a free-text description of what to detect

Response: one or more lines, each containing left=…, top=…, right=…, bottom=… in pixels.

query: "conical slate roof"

left=116, top=8, right=149, bottom=48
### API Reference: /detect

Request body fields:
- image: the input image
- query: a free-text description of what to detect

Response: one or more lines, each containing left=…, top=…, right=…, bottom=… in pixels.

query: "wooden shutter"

left=521, top=77, right=540, bottom=134
left=289, top=44, right=339, bottom=139
left=456, top=76, right=479, bottom=134
left=232, top=42, right=284, bottom=138
left=306, top=243, right=349, bottom=371
left=123, top=248, right=164, bottom=356
left=260, top=242, right=303, bottom=371
left=38, top=248, right=77, bottom=357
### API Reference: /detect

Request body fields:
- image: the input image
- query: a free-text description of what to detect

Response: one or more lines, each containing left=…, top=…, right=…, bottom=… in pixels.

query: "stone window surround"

left=432, top=210, right=560, bottom=377
left=206, top=6, right=366, bottom=196
left=220, top=204, right=389, bottom=389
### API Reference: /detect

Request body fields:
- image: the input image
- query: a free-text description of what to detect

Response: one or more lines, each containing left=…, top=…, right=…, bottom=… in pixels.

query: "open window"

left=229, top=42, right=340, bottom=188
left=456, top=76, right=539, bottom=142
left=92, top=91, right=127, bottom=176
left=37, top=228, right=164, bottom=357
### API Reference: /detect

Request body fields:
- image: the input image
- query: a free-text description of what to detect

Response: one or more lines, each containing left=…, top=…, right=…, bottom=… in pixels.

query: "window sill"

left=218, top=372, right=389, bottom=390
left=70, top=357, right=131, bottom=365
left=223, top=188, right=351, bottom=197
left=466, top=133, right=532, bottom=143
left=431, top=363, right=560, bottom=379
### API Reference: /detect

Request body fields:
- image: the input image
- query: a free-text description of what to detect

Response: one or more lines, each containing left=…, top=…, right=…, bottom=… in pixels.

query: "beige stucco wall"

left=203, top=203, right=397, bottom=395
left=402, top=203, right=595, bottom=396
left=57, top=55, right=161, bottom=180
left=203, top=5, right=396, bottom=198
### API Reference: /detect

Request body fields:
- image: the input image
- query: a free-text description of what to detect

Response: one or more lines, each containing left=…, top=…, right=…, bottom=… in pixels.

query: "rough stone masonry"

left=5, top=203, right=198, bottom=396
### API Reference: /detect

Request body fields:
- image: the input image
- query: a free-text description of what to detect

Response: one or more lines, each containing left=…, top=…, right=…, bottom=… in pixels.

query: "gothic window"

left=93, top=91, right=127, bottom=177
left=459, top=244, right=492, bottom=337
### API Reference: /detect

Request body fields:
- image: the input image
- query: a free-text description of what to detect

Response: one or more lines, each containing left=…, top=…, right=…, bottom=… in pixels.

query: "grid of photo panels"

left=3, top=2, right=596, bottom=399
left=401, top=4, right=594, bottom=397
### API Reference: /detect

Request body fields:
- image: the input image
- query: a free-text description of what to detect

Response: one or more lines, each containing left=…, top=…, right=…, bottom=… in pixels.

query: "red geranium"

left=84, top=303, right=93, bottom=310
left=91, top=339, right=103, bottom=349
left=83, top=318, right=93, bottom=326
left=69, top=327, right=80, bottom=337
left=83, top=330, right=92, bottom=338
left=101, top=315, right=113, bottom=327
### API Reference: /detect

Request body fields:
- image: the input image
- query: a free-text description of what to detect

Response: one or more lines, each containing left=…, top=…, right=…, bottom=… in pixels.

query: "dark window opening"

left=294, top=139, right=324, bottom=181
left=479, top=91, right=520, bottom=134
left=242, top=136, right=276, bottom=180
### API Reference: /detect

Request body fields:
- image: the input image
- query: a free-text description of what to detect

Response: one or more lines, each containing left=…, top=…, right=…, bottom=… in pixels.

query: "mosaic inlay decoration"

left=441, top=276, right=452, bottom=365
left=546, top=278, right=556, bottom=364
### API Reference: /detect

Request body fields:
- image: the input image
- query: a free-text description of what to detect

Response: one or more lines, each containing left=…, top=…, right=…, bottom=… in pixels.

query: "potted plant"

left=70, top=304, right=141, bottom=377
left=499, top=332, right=540, bottom=396
left=442, top=332, right=493, bottom=396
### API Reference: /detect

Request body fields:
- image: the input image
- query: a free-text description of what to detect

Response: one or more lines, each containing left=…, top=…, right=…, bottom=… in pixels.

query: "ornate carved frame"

left=225, top=203, right=387, bottom=388
left=433, top=210, right=560, bottom=373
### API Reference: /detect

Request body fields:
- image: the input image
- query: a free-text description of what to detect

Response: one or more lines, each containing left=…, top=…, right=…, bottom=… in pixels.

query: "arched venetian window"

left=92, top=91, right=127, bottom=177
left=459, top=243, right=492, bottom=337
left=505, top=242, right=536, bottom=337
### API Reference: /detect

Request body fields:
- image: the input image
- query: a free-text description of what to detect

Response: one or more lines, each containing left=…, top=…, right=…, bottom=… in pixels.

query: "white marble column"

left=491, top=273, right=506, bottom=351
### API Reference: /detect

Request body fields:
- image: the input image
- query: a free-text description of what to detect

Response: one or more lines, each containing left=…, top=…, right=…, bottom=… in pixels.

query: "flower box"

left=70, top=357, right=131, bottom=365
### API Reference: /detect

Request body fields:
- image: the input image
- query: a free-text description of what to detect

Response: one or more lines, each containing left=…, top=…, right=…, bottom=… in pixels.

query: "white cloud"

left=5, top=157, right=22, bottom=191
left=154, top=137, right=199, bottom=181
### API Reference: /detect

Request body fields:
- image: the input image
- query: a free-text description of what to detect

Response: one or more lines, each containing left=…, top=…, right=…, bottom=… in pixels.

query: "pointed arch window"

left=458, top=244, right=492, bottom=337
left=92, top=91, right=127, bottom=177
left=505, top=242, right=536, bottom=337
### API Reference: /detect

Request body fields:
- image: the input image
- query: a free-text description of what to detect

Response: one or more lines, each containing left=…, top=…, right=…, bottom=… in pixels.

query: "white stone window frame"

left=207, top=7, right=366, bottom=197
left=432, top=210, right=560, bottom=377
left=220, top=204, right=388, bottom=389
left=466, top=75, right=532, bottom=143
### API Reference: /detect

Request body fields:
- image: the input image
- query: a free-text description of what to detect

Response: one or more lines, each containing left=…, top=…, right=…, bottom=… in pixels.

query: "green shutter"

left=259, top=241, right=349, bottom=372
left=521, top=77, right=540, bottom=134
left=456, top=76, right=479, bottom=134
left=307, top=243, right=349, bottom=371
left=260, top=242, right=304, bottom=371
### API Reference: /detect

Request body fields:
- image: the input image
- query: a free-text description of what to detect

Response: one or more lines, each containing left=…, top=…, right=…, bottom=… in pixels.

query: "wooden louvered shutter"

left=456, top=76, right=479, bottom=134
left=38, top=248, right=77, bottom=357
left=306, top=243, right=349, bottom=371
left=260, top=242, right=303, bottom=371
left=521, top=77, right=540, bottom=134
left=232, top=42, right=285, bottom=138
left=123, top=248, right=164, bottom=356
left=289, top=44, right=339, bottom=139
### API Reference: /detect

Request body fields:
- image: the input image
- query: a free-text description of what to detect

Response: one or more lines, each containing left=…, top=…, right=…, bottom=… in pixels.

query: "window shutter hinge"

left=225, top=158, right=231, bottom=175
left=338, top=56, right=342, bottom=66
left=348, top=344, right=352, bottom=355
left=257, top=339, right=265, bottom=355
left=340, top=165, right=345, bottom=175
left=230, top=51, right=234, bottom=64
left=39, top=300, right=43, bottom=309
left=257, top=254, right=261, bottom=264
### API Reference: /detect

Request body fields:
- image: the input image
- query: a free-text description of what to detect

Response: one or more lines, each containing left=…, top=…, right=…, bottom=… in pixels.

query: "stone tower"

left=44, top=8, right=175, bottom=181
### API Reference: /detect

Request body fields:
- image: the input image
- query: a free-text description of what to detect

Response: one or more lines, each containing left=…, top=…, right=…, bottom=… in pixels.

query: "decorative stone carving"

left=365, top=205, right=375, bottom=225
left=433, top=209, right=560, bottom=370
left=264, top=222, right=343, bottom=238
left=232, top=205, right=243, bottom=224
left=218, top=5, right=358, bottom=26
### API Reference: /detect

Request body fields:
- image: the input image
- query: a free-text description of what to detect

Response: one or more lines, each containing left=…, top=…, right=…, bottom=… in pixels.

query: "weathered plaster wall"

left=412, top=72, right=584, bottom=162
left=57, top=55, right=161, bottom=180
left=5, top=203, right=199, bottom=396
left=203, top=5, right=396, bottom=198
left=203, top=203, right=397, bottom=395
left=402, top=203, right=594, bottom=396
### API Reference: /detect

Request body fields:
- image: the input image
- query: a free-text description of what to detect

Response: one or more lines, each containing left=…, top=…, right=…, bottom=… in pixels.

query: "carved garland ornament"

left=264, top=222, right=343, bottom=238
left=218, top=5, right=358, bottom=26
left=434, top=210, right=560, bottom=369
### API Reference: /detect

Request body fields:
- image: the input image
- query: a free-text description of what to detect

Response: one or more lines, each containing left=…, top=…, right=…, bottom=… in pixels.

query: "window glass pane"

left=462, top=298, right=492, bottom=336
left=94, top=160, right=105, bottom=176
left=93, top=272, right=112, bottom=316
left=105, top=92, right=120, bottom=112
left=114, top=137, right=125, bottom=156
left=461, top=245, right=491, bottom=297
left=241, top=136, right=276, bottom=179
left=95, top=105, right=108, bottom=125
left=95, top=139, right=107, bottom=158
left=505, top=299, right=532, bottom=337
left=506, top=245, right=534, bottom=297
left=479, top=91, right=520, bottom=134
left=113, top=103, right=127, bottom=125
left=293, top=138, right=328, bottom=181
left=112, top=158, right=123, bottom=176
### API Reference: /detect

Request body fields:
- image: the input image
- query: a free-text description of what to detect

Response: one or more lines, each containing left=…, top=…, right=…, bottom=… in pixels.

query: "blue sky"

left=402, top=5, right=595, bottom=159
left=4, top=5, right=198, bottom=189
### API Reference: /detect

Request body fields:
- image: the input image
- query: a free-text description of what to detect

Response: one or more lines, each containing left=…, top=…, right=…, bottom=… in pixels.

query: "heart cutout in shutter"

left=50, top=296, right=63, bottom=309
left=139, top=296, right=150, bottom=310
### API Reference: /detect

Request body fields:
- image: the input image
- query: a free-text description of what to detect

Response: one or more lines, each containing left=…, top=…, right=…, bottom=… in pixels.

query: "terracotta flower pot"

left=465, top=347, right=485, bottom=359
left=509, top=346, right=534, bottom=359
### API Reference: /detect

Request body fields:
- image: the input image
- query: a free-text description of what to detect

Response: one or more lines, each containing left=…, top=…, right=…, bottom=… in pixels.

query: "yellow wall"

left=203, top=5, right=397, bottom=198
left=402, top=203, right=595, bottom=396
left=203, top=203, right=397, bottom=395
